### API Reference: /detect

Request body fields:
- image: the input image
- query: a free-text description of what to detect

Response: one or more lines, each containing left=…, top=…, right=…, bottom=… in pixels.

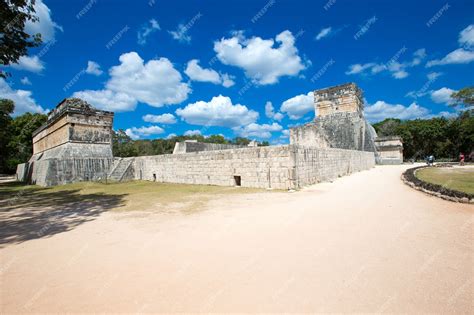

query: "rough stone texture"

left=291, top=146, right=375, bottom=188
left=23, top=99, right=114, bottom=186
left=129, top=145, right=375, bottom=190
left=32, top=98, right=113, bottom=155
left=173, top=141, right=245, bottom=154
left=290, top=112, right=378, bottom=153
left=15, top=163, right=28, bottom=182
left=315, top=83, right=363, bottom=117
left=375, top=136, right=403, bottom=164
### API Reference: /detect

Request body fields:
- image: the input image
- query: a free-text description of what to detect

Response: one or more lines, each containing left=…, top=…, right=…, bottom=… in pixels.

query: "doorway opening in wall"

left=234, top=176, right=241, bottom=186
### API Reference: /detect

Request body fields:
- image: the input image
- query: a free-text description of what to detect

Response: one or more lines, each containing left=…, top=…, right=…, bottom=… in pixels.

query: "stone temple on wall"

left=16, top=83, right=403, bottom=188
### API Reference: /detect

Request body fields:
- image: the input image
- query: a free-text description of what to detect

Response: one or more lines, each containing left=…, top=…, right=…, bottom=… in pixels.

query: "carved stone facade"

left=17, top=99, right=114, bottom=186
left=290, top=83, right=403, bottom=164
left=290, top=83, right=378, bottom=154
left=315, top=83, right=363, bottom=117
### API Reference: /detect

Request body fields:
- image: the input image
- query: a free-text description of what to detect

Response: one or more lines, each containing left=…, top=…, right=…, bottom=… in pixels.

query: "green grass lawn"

left=415, top=167, right=474, bottom=194
left=0, top=180, right=269, bottom=213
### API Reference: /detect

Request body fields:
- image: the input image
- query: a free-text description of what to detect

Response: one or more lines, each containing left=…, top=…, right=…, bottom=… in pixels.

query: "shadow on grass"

left=0, top=182, right=126, bottom=247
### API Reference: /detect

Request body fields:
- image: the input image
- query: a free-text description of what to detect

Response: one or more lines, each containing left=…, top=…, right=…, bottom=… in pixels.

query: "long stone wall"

left=128, top=145, right=375, bottom=190
left=291, top=146, right=375, bottom=188
left=132, top=146, right=294, bottom=190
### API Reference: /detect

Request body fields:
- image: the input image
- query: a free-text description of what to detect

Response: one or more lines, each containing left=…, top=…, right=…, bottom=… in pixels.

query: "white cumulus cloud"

left=214, top=30, right=306, bottom=85
left=265, top=101, right=283, bottom=121
left=184, top=129, right=202, bottom=136
left=86, top=61, right=103, bottom=76
left=73, top=89, right=136, bottom=112
left=427, top=25, right=474, bottom=67
left=459, top=24, right=474, bottom=47
left=234, top=122, right=283, bottom=139
left=426, top=48, right=474, bottom=66
left=25, top=0, right=62, bottom=42
left=185, top=59, right=220, bottom=83
left=176, top=95, right=258, bottom=128
left=184, top=60, right=235, bottom=87
left=73, top=52, right=191, bottom=111
left=0, top=78, right=47, bottom=115
left=280, top=91, right=314, bottom=120
left=125, top=125, right=164, bottom=140
left=364, top=100, right=430, bottom=122
left=142, top=113, right=177, bottom=124
left=11, top=56, right=44, bottom=73
left=430, top=87, right=457, bottom=105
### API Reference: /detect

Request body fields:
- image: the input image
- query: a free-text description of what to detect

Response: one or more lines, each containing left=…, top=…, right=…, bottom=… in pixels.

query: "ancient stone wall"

left=291, top=146, right=375, bottom=188
left=173, top=141, right=245, bottom=154
left=290, top=112, right=378, bottom=153
left=128, top=145, right=375, bottom=190
left=132, top=146, right=294, bottom=189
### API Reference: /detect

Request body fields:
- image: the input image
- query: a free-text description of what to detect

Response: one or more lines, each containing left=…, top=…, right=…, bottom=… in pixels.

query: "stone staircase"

left=108, top=158, right=134, bottom=182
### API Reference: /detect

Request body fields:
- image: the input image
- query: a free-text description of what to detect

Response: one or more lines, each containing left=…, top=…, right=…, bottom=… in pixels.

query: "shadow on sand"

left=0, top=182, right=126, bottom=247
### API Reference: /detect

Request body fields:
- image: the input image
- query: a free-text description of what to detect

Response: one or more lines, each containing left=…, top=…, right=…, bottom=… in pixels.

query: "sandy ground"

left=1, top=164, right=473, bottom=313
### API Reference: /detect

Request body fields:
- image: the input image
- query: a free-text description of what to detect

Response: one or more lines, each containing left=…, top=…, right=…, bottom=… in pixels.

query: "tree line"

left=112, top=129, right=269, bottom=158
left=373, top=111, right=473, bottom=160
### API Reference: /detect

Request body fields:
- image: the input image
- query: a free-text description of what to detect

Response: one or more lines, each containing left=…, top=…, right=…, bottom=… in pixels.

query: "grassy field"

left=415, top=166, right=474, bottom=194
left=0, top=180, right=269, bottom=213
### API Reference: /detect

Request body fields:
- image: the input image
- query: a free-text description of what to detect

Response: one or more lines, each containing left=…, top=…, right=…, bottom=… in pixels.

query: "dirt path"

left=1, top=165, right=473, bottom=313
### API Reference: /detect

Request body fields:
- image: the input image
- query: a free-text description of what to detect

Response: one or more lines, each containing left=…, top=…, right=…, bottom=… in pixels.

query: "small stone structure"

left=17, top=83, right=396, bottom=188
left=16, top=98, right=114, bottom=186
left=374, top=136, right=403, bottom=164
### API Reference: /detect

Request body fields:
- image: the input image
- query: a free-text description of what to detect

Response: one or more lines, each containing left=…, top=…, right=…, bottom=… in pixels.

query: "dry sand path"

left=1, top=165, right=473, bottom=313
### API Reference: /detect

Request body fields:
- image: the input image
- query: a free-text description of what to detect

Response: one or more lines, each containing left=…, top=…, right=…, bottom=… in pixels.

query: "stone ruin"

left=16, top=98, right=114, bottom=186
left=16, top=83, right=403, bottom=188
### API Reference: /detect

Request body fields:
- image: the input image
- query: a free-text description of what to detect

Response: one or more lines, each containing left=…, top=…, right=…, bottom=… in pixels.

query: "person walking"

left=459, top=152, right=465, bottom=166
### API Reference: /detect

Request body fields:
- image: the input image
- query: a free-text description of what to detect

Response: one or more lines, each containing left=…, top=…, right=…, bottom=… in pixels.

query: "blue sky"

left=1, top=0, right=473, bottom=143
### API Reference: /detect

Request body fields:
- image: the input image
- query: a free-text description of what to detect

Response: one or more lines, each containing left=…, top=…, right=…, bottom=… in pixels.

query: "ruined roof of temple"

left=32, top=98, right=114, bottom=137
left=314, top=82, right=364, bottom=101
left=46, top=98, right=113, bottom=122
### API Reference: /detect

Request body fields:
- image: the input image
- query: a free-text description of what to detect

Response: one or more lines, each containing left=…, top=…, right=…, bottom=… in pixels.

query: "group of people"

left=425, top=153, right=467, bottom=166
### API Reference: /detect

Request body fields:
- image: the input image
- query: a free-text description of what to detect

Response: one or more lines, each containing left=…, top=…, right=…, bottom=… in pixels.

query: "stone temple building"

left=17, top=83, right=403, bottom=188
left=16, top=98, right=114, bottom=186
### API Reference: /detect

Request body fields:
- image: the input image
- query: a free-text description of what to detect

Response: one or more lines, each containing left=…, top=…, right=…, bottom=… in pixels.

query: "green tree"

left=0, top=99, right=14, bottom=173
left=6, top=112, right=46, bottom=171
left=0, top=0, right=42, bottom=78
left=451, top=87, right=474, bottom=107
left=112, top=130, right=138, bottom=157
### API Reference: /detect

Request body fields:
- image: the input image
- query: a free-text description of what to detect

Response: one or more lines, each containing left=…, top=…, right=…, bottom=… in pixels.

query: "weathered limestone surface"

left=128, top=145, right=375, bottom=190
left=290, top=112, right=378, bottom=153
left=375, top=136, right=404, bottom=164
left=19, top=98, right=114, bottom=186
left=173, top=141, right=245, bottom=154
left=291, top=146, right=375, bottom=187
